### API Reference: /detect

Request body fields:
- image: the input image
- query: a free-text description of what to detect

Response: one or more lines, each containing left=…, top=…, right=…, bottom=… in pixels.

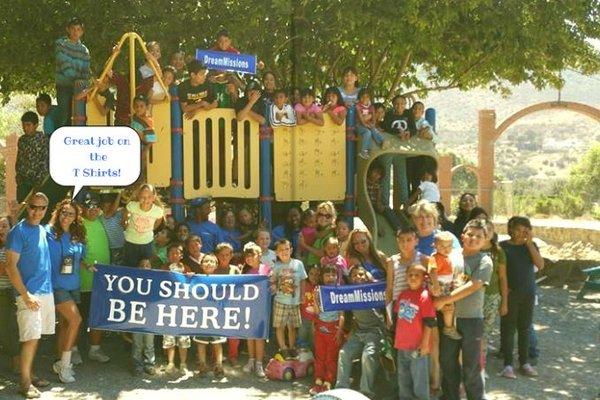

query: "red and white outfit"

left=313, top=308, right=342, bottom=384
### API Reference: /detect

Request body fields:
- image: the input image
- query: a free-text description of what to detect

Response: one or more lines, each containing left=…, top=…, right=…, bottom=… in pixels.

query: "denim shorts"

left=54, top=289, right=81, bottom=305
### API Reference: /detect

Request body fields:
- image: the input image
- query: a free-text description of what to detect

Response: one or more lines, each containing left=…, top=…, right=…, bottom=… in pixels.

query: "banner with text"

left=195, top=49, right=257, bottom=75
left=89, top=265, right=271, bottom=339
left=319, top=282, right=386, bottom=312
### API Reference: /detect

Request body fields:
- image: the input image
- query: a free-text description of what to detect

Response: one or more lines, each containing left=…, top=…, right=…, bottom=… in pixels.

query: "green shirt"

left=305, top=228, right=335, bottom=266
left=81, top=218, right=110, bottom=292
left=484, top=246, right=506, bottom=296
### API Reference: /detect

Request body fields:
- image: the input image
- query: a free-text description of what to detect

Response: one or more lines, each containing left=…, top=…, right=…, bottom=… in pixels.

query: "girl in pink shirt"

left=295, top=88, right=324, bottom=126
left=321, top=87, right=347, bottom=125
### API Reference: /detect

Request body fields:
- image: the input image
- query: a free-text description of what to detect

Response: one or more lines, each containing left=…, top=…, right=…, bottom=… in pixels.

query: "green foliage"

left=1, top=0, right=599, bottom=100
left=566, top=142, right=600, bottom=205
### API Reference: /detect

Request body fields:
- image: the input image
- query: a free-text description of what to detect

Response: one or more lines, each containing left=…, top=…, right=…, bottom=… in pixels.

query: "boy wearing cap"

left=178, top=60, right=218, bottom=120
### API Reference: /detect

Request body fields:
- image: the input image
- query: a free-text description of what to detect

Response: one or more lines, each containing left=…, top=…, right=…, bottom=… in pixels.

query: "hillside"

left=428, top=70, right=600, bottom=181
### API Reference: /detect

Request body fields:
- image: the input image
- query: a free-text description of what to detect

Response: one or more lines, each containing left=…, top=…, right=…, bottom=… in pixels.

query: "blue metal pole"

left=170, top=85, right=185, bottom=222
left=259, top=125, right=272, bottom=229
left=344, top=106, right=357, bottom=228
left=425, top=107, right=436, bottom=131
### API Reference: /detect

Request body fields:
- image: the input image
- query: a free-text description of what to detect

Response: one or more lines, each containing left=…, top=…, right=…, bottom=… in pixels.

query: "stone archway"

left=478, top=101, right=600, bottom=214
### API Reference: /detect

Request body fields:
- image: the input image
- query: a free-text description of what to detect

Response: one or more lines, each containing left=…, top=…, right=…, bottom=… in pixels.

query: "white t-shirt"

left=139, top=64, right=154, bottom=79
left=124, top=202, right=164, bottom=244
left=419, top=181, right=440, bottom=203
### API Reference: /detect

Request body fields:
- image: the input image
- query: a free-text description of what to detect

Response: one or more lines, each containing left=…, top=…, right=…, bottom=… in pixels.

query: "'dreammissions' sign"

left=195, top=49, right=257, bottom=75
left=318, top=282, right=386, bottom=312
left=89, top=265, right=271, bottom=339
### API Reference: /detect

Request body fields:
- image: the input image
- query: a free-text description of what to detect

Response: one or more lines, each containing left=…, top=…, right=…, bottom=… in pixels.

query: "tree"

left=0, top=0, right=599, bottom=100
left=566, top=141, right=600, bottom=206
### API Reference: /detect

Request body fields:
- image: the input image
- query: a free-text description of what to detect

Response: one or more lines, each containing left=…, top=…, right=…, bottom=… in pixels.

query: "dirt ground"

left=0, top=286, right=598, bottom=400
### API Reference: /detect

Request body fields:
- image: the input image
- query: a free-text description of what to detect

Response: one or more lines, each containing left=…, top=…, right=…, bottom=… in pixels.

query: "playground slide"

left=355, top=133, right=437, bottom=256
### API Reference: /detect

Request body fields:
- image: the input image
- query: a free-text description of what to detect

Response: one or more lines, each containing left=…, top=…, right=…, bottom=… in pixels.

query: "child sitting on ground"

left=309, top=265, right=345, bottom=395
left=356, top=88, right=385, bottom=159
left=193, top=254, right=227, bottom=380
left=394, top=264, right=437, bottom=400
left=269, top=88, right=296, bottom=127
left=319, top=237, right=349, bottom=284
left=272, top=239, right=307, bottom=359
left=429, top=231, right=462, bottom=340
left=295, top=88, right=324, bottom=126
left=367, top=163, right=406, bottom=236
left=161, top=243, right=191, bottom=374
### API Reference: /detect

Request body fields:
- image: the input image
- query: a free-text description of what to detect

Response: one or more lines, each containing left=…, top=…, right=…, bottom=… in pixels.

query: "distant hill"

left=427, top=70, right=600, bottom=181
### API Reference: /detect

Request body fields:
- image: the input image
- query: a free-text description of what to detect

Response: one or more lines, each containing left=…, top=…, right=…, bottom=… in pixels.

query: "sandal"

left=31, top=377, right=50, bottom=388
left=19, top=385, right=41, bottom=399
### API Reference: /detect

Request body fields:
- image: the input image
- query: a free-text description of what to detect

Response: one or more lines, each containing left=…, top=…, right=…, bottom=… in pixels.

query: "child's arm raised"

left=236, top=91, right=266, bottom=124
left=525, top=229, right=544, bottom=271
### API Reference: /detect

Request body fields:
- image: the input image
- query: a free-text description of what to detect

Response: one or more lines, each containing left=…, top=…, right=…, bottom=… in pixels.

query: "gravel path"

left=0, top=286, right=598, bottom=400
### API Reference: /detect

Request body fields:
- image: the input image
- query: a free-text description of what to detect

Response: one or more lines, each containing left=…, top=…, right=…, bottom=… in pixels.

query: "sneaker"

left=88, top=348, right=110, bottom=363
left=143, top=365, right=157, bottom=375
left=242, top=359, right=255, bottom=373
left=358, top=150, right=370, bottom=159
left=255, top=362, right=265, bottom=378
left=180, top=363, right=190, bottom=375
left=443, top=326, right=463, bottom=340
left=164, top=363, right=177, bottom=374
left=500, top=365, right=517, bottom=379
left=196, top=363, right=209, bottom=378
left=131, top=365, right=144, bottom=377
left=213, top=365, right=225, bottom=380
left=519, top=363, right=538, bottom=377
left=71, top=349, right=83, bottom=366
left=53, top=361, right=76, bottom=383
left=19, top=385, right=41, bottom=399
left=309, top=384, right=326, bottom=395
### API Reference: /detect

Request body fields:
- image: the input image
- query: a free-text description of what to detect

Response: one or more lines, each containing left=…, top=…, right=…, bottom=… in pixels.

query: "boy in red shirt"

left=393, top=264, right=437, bottom=400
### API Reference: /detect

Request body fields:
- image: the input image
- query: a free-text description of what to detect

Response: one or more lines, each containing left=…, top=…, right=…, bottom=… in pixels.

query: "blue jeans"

left=501, top=290, right=534, bottom=367
left=297, top=318, right=314, bottom=349
left=397, top=350, right=430, bottom=400
left=132, top=333, right=155, bottom=367
left=380, top=154, right=409, bottom=207
left=357, top=125, right=384, bottom=153
left=336, top=330, right=381, bottom=398
left=56, top=84, right=74, bottom=126
left=123, top=241, right=154, bottom=268
left=440, top=318, right=484, bottom=400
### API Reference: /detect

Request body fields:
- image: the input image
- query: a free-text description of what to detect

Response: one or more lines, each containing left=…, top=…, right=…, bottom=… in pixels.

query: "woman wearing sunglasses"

left=301, top=201, right=337, bottom=266
left=346, top=228, right=387, bottom=281
left=46, top=199, right=87, bottom=383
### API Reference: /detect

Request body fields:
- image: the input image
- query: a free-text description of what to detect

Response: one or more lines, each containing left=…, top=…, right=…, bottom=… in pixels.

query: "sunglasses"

left=60, top=210, right=76, bottom=218
left=28, top=204, right=47, bottom=211
left=318, top=213, right=333, bottom=219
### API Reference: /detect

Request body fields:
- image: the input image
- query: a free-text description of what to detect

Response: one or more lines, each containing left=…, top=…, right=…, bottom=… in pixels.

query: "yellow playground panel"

left=85, top=97, right=172, bottom=188
left=183, top=109, right=260, bottom=199
left=146, top=101, right=172, bottom=187
left=273, top=116, right=346, bottom=201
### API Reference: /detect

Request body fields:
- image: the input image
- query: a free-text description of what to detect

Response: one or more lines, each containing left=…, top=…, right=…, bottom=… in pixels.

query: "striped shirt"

left=390, top=251, right=424, bottom=300
left=0, top=247, right=12, bottom=289
left=100, top=209, right=125, bottom=249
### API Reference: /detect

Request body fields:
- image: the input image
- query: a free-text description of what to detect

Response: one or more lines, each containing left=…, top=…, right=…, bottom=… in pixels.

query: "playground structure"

left=1, top=32, right=439, bottom=254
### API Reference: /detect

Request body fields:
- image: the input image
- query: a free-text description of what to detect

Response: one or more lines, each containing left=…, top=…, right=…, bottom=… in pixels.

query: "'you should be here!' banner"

left=89, top=265, right=271, bottom=339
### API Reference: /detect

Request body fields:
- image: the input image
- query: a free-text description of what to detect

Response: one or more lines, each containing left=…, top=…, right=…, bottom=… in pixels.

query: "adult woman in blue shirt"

left=47, top=199, right=87, bottom=383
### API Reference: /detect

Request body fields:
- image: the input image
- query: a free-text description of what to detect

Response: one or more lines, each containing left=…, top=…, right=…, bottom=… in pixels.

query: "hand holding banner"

left=89, top=265, right=271, bottom=339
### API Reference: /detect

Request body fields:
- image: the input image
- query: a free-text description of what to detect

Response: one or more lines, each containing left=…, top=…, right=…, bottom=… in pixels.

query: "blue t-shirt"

left=187, top=219, right=226, bottom=254
left=416, top=230, right=461, bottom=256
left=6, top=220, right=52, bottom=295
left=273, top=259, right=307, bottom=306
left=43, top=105, right=60, bottom=136
left=220, top=227, right=242, bottom=252
left=47, top=228, right=85, bottom=291
left=500, top=241, right=537, bottom=295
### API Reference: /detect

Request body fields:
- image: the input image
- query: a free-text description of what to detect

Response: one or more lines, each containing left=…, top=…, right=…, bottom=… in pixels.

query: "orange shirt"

left=431, top=253, right=453, bottom=276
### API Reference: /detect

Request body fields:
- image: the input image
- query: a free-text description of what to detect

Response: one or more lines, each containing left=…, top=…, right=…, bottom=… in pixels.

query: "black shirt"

left=177, top=80, right=216, bottom=106
left=234, top=96, right=266, bottom=118
left=500, top=241, right=538, bottom=295
left=383, top=109, right=411, bottom=136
